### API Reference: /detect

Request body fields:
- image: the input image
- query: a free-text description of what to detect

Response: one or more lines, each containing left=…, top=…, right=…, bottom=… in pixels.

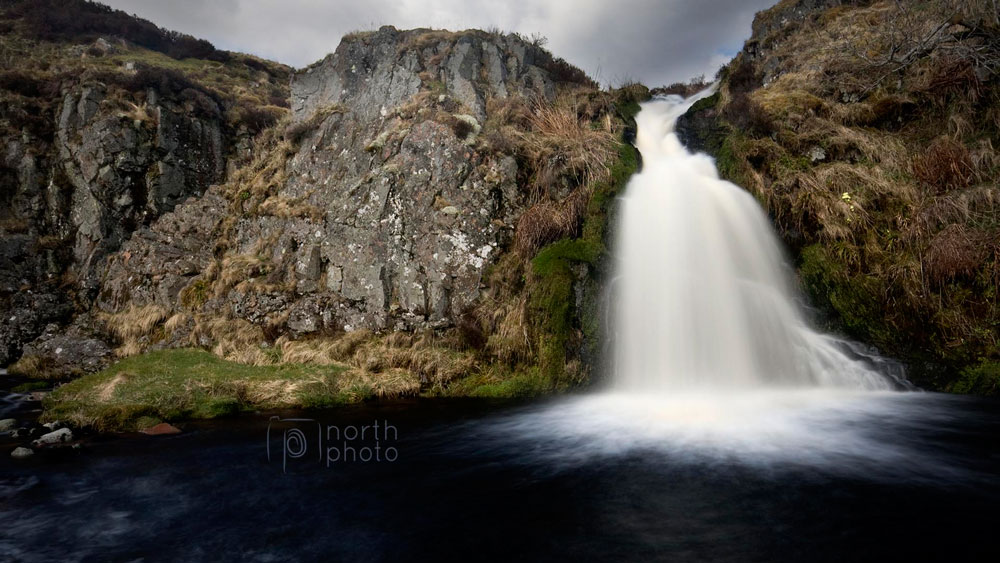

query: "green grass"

left=444, top=366, right=552, bottom=398
left=41, top=348, right=356, bottom=431
left=688, top=91, right=720, bottom=114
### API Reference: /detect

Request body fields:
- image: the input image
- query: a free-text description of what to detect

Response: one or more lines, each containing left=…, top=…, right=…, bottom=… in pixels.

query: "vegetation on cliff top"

left=0, top=0, right=291, bottom=151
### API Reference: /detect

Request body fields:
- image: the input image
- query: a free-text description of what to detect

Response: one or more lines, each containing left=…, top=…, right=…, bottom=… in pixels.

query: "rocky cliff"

left=94, top=26, right=603, bottom=341
left=3, top=3, right=641, bottom=411
left=0, top=0, right=290, bottom=370
left=678, top=0, right=1000, bottom=393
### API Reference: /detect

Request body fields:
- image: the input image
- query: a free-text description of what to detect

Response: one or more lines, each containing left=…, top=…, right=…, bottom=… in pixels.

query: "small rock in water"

left=140, top=422, right=181, bottom=435
left=32, top=427, right=73, bottom=447
left=11, top=447, right=33, bottom=459
left=0, top=418, right=16, bottom=432
left=41, top=420, right=66, bottom=431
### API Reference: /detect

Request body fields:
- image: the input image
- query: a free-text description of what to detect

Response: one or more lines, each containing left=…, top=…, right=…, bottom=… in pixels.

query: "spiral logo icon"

left=283, top=428, right=308, bottom=459
left=267, top=416, right=322, bottom=473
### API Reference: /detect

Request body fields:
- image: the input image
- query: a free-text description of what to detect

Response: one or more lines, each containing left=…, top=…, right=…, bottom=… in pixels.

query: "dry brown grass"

left=469, top=253, right=533, bottom=364
left=197, top=377, right=307, bottom=406
left=104, top=304, right=169, bottom=342
left=483, top=293, right=532, bottom=363
left=334, top=369, right=421, bottom=400
left=114, top=341, right=144, bottom=359
left=918, top=56, right=984, bottom=108
left=513, top=188, right=589, bottom=256
left=969, top=139, right=1000, bottom=183
left=7, top=354, right=51, bottom=379
left=398, top=29, right=463, bottom=54
left=278, top=329, right=477, bottom=388
left=101, top=304, right=169, bottom=357
left=796, top=117, right=911, bottom=172
left=779, top=162, right=914, bottom=243
left=164, top=313, right=188, bottom=334
left=0, top=216, right=31, bottom=233
left=223, top=122, right=296, bottom=210
left=190, top=315, right=275, bottom=366
left=914, top=186, right=1000, bottom=235
left=116, top=101, right=155, bottom=124
left=914, top=136, right=975, bottom=193
left=925, top=224, right=987, bottom=284
left=213, top=231, right=288, bottom=297
left=511, top=96, right=616, bottom=199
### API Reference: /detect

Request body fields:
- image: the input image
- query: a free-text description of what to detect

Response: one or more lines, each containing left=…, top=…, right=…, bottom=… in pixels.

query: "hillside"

left=0, top=1, right=646, bottom=429
left=678, top=0, right=1000, bottom=393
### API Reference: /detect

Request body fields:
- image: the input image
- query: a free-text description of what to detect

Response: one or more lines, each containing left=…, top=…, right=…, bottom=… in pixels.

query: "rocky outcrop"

left=97, top=27, right=582, bottom=341
left=291, top=26, right=557, bottom=123
left=6, top=22, right=619, bottom=393
left=56, top=84, right=225, bottom=288
left=0, top=82, right=228, bottom=366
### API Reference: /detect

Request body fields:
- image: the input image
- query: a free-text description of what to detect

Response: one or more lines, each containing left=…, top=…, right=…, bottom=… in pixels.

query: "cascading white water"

left=613, top=91, right=893, bottom=391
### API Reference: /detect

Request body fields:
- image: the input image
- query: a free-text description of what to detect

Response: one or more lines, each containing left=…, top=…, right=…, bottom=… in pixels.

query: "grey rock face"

left=9, top=27, right=582, bottom=370
left=57, top=84, right=225, bottom=288
left=19, top=320, right=114, bottom=377
left=216, top=29, right=555, bottom=333
left=291, top=26, right=556, bottom=123
left=0, top=293, right=73, bottom=368
left=252, top=115, right=520, bottom=332
left=97, top=189, right=228, bottom=312
left=0, top=80, right=228, bottom=368
left=10, top=446, right=33, bottom=459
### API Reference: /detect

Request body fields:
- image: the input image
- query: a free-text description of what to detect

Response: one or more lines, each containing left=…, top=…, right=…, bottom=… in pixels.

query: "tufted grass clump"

left=102, top=304, right=169, bottom=358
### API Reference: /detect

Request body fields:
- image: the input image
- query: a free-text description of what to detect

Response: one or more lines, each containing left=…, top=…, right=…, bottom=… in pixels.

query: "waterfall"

left=612, top=91, right=895, bottom=392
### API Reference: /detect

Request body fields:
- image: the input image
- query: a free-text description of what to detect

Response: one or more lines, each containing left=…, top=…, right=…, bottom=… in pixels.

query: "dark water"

left=2, top=392, right=999, bottom=562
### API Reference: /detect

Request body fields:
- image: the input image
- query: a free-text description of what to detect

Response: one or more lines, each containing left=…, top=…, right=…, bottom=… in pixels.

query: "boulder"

left=31, top=427, right=73, bottom=447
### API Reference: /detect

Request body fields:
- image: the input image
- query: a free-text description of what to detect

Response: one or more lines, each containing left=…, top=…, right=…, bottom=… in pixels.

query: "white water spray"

left=613, top=92, right=893, bottom=391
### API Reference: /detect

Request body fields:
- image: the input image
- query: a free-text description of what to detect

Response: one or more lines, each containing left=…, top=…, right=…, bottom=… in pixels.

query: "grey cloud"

left=100, top=0, right=775, bottom=85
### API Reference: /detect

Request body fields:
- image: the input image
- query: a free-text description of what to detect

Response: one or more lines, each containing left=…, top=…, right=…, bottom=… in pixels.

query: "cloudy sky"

left=100, top=0, right=775, bottom=86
